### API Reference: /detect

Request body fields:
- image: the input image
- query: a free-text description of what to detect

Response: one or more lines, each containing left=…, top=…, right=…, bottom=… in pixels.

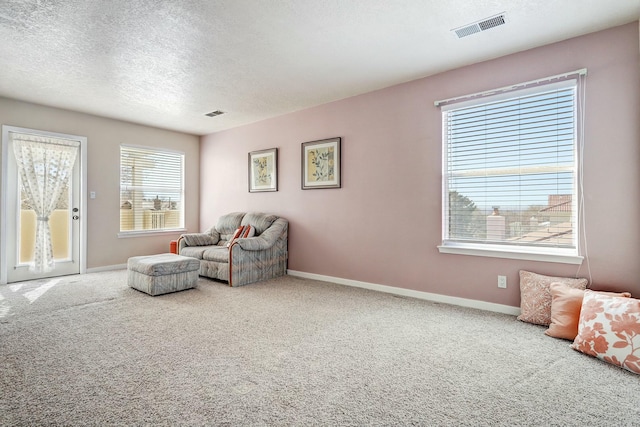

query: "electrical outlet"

left=498, top=275, right=507, bottom=288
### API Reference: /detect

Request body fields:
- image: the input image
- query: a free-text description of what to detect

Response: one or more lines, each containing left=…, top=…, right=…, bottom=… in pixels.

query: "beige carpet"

left=1, top=270, right=639, bottom=426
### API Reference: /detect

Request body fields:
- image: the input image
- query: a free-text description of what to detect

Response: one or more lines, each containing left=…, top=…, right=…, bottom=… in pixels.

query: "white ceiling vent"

left=453, top=13, right=506, bottom=38
left=205, top=110, right=225, bottom=117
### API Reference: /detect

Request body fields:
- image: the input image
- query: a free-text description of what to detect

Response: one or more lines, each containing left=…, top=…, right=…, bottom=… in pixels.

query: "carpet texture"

left=1, top=271, right=639, bottom=426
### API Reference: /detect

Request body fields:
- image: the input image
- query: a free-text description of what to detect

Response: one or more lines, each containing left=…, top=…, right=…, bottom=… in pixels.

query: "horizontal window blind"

left=120, top=145, right=184, bottom=233
left=443, top=81, right=578, bottom=250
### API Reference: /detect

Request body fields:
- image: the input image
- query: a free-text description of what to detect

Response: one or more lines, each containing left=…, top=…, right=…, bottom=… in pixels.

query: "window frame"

left=437, top=78, right=584, bottom=265
left=118, top=144, right=186, bottom=238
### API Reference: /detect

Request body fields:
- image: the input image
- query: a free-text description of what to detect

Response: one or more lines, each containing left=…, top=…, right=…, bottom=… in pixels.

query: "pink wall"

left=200, top=23, right=640, bottom=307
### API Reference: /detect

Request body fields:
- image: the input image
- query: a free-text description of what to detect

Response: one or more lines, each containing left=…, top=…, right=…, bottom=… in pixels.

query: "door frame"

left=1, top=125, right=87, bottom=284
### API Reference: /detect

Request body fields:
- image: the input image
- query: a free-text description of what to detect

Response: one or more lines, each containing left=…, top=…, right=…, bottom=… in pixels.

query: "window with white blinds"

left=439, top=77, right=583, bottom=260
left=119, top=145, right=184, bottom=234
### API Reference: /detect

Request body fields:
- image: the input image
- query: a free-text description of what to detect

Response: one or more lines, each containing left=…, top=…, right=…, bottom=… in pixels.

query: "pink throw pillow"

left=226, top=226, right=246, bottom=247
left=241, top=225, right=256, bottom=238
left=545, top=283, right=631, bottom=340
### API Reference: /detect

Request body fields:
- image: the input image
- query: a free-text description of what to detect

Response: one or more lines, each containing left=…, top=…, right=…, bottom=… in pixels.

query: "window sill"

left=118, top=228, right=186, bottom=238
left=437, top=243, right=583, bottom=265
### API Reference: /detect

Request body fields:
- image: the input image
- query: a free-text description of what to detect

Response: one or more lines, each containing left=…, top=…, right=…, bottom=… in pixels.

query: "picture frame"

left=248, top=148, right=278, bottom=192
left=301, top=137, right=341, bottom=189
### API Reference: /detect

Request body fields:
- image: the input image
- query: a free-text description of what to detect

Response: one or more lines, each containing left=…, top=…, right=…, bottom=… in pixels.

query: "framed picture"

left=301, top=137, right=341, bottom=189
left=248, top=148, right=278, bottom=192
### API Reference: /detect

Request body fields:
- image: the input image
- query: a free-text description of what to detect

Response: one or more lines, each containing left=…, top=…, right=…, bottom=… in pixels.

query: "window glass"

left=441, top=80, right=579, bottom=256
left=119, top=145, right=184, bottom=234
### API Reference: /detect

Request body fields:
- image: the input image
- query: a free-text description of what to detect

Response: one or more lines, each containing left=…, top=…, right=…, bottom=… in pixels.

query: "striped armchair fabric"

left=178, top=212, right=288, bottom=287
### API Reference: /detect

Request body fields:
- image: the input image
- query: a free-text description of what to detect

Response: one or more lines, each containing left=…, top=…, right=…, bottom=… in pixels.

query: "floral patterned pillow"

left=517, top=270, right=588, bottom=326
left=571, top=291, right=640, bottom=375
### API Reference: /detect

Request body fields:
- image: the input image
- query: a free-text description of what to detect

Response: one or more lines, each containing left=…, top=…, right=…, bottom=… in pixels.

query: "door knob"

left=72, top=215, right=79, bottom=220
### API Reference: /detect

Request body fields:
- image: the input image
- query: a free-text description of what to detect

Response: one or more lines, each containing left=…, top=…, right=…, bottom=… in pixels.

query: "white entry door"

left=1, top=126, right=86, bottom=284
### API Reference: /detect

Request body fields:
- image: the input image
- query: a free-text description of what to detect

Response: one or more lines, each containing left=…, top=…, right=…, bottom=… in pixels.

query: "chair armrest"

left=228, top=218, right=288, bottom=286
left=180, top=232, right=219, bottom=247
left=233, top=236, right=270, bottom=251
left=234, top=218, right=288, bottom=251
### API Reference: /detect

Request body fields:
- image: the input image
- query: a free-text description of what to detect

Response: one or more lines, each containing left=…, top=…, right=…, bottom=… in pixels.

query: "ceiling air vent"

left=453, top=13, right=506, bottom=38
left=205, top=110, right=224, bottom=117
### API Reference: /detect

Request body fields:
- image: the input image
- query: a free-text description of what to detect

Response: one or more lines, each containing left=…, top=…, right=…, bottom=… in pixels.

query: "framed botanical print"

left=301, top=137, right=341, bottom=189
left=248, top=148, right=278, bottom=192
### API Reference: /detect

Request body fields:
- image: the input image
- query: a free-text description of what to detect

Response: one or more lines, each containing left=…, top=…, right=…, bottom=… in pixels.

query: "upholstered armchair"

left=178, top=212, right=288, bottom=287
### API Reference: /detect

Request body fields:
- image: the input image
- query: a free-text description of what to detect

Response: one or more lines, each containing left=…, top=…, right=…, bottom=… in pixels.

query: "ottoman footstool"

left=128, top=253, right=200, bottom=296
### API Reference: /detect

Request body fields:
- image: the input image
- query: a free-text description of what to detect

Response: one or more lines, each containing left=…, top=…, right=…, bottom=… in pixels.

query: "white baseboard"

left=287, top=270, right=520, bottom=316
left=86, top=264, right=127, bottom=273
left=82, top=265, right=520, bottom=316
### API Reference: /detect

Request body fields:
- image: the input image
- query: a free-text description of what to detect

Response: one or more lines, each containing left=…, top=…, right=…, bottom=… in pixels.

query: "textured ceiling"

left=0, top=0, right=638, bottom=136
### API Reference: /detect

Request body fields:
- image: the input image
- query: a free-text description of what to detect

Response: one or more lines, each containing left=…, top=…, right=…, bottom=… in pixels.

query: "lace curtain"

left=11, top=133, right=79, bottom=272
